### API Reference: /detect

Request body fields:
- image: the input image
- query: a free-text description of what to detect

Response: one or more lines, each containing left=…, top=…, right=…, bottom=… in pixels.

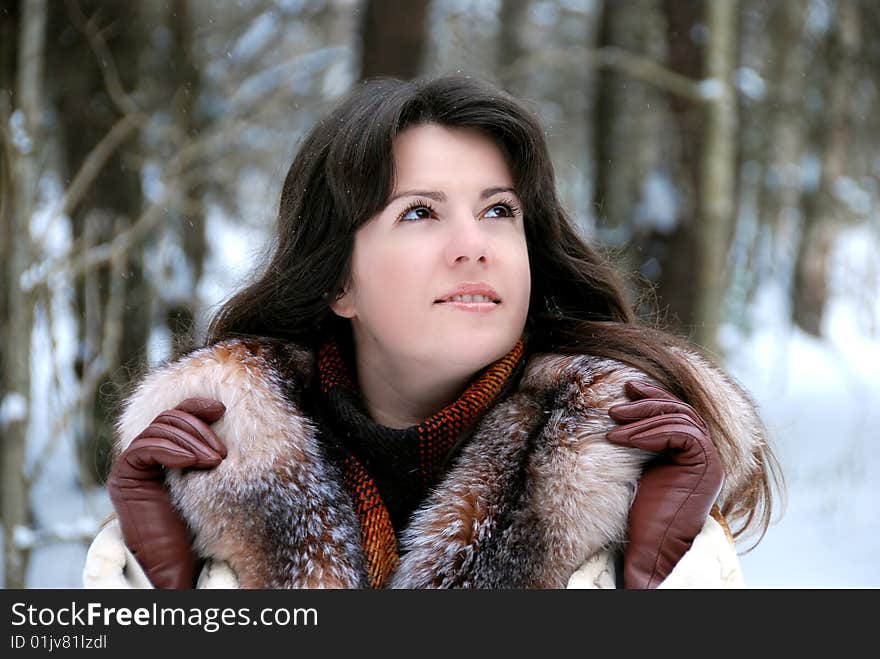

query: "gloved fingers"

left=606, top=412, right=704, bottom=439
left=146, top=422, right=223, bottom=462
left=154, top=409, right=228, bottom=458
left=606, top=420, right=712, bottom=462
left=127, top=426, right=223, bottom=469
left=123, top=442, right=218, bottom=473
left=607, top=418, right=708, bottom=450
left=608, top=398, right=707, bottom=431
left=620, top=381, right=710, bottom=431
left=174, top=398, right=226, bottom=424
left=615, top=386, right=724, bottom=590
left=623, top=380, right=680, bottom=403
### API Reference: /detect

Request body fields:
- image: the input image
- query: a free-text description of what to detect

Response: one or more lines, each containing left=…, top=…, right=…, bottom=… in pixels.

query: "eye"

left=484, top=198, right=521, bottom=219
left=398, top=200, right=438, bottom=222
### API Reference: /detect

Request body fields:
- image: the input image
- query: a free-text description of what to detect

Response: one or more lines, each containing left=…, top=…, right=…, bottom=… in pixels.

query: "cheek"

left=356, top=241, right=433, bottom=309
left=508, top=237, right=532, bottom=303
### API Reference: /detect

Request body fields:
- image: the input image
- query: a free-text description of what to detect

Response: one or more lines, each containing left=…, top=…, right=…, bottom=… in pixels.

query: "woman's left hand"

left=606, top=380, right=723, bottom=589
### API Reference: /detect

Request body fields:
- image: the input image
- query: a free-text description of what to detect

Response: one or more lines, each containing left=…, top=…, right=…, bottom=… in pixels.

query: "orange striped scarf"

left=316, top=333, right=526, bottom=588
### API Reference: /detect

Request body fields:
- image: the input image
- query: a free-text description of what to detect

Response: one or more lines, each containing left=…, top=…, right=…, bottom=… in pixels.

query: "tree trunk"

left=591, top=0, right=616, bottom=245
left=651, top=0, right=705, bottom=338
left=359, top=0, right=429, bottom=80
left=2, top=0, right=47, bottom=589
left=165, top=0, right=206, bottom=358
left=48, top=1, right=149, bottom=485
left=0, top=0, right=19, bottom=375
left=496, top=0, right=529, bottom=93
left=694, top=0, right=738, bottom=354
left=750, top=0, right=809, bottom=306
left=592, top=0, right=670, bottom=311
left=793, top=1, right=861, bottom=336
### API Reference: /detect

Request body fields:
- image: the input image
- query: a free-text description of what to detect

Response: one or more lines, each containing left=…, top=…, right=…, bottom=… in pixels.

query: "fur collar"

left=113, top=339, right=764, bottom=588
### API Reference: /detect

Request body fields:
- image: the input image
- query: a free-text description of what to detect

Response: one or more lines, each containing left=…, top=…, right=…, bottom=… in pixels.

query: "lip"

left=435, top=300, right=499, bottom=313
left=434, top=282, right=501, bottom=304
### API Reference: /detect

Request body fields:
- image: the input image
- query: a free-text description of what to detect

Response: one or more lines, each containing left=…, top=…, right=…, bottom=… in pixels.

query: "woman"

left=83, top=74, right=781, bottom=589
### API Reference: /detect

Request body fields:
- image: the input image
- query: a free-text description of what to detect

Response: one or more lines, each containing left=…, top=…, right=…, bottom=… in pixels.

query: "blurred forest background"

left=1, top=0, right=878, bottom=588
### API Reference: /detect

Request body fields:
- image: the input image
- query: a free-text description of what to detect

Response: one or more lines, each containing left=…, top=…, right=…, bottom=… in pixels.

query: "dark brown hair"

left=206, top=74, right=783, bottom=548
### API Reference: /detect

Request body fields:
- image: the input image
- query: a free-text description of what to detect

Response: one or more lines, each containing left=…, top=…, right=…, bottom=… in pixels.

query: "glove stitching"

left=612, top=401, right=704, bottom=430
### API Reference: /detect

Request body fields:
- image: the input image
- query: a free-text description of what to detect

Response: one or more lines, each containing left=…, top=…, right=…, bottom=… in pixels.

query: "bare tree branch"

left=26, top=217, right=129, bottom=488
left=593, top=46, right=707, bottom=102
left=66, top=0, right=142, bottom=118
left=22, top=6, right=341, bottom=290
left=30, top=112, right=142, bottom=248
left=500, top=44, right=706, bottom=102
left=61, top=114, right=142, bottom=218
left=22, top=188, right=172, bottom=291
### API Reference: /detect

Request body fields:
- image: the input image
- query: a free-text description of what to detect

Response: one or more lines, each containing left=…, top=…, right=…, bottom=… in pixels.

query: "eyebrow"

left=388, top=187, right=518, bottom=204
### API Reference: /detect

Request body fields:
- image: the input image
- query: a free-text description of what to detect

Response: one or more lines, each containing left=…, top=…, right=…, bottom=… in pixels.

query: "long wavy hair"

left=206, top=74, right=783, bottom=548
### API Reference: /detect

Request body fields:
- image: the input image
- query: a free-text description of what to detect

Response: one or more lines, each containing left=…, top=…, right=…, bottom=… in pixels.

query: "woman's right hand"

left=106, top=398, right=227, bottom=589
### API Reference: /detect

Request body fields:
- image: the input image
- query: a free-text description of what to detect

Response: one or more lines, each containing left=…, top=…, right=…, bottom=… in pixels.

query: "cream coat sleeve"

left=566, top=515, right=745, bottom=589
left=82, top=520, right=239, bottom=589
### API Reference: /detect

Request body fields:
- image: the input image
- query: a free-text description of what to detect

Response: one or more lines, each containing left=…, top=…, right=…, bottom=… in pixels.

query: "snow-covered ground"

left=729, top=323, right=879, bottom=587
left=727, top=225, right=880, bottom=588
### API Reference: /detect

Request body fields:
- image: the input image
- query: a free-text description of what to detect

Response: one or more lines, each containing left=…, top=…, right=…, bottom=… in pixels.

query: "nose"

left=444, top=211, right=490, bottom=266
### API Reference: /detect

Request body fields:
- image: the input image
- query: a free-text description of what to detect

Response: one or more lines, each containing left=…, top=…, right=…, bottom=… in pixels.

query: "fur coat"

left=83, top=339, right=764, bottom=589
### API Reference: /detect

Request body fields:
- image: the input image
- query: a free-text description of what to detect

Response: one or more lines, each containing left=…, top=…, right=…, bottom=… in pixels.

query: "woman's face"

left=332, top=123, right=531, bottom=376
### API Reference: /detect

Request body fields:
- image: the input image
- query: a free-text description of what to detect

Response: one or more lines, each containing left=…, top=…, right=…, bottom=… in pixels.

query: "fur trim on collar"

left=113, top=340, right=763, bottom=588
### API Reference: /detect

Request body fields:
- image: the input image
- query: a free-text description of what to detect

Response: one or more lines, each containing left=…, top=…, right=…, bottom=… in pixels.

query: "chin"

left=438, top=334, right=516, bottom=370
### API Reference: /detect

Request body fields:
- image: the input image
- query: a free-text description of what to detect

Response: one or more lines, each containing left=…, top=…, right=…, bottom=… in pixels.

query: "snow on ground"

left=728, top=322, right=880, bottom=587
left=726, top=226, right=880, bottom=588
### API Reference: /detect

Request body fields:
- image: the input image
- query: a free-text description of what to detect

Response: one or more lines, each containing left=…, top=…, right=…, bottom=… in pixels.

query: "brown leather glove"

left=107, top=398, right=227, bottom=589
left=606, top=381, right=723, bottom=589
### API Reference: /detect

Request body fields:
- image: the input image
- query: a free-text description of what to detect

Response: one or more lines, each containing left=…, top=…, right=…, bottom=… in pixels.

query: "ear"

left=330, top=286, right=356, bottom=319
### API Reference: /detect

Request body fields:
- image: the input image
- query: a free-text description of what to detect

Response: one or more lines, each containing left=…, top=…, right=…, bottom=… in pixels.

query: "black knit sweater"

left=312, top=327, right=527, bottom=538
